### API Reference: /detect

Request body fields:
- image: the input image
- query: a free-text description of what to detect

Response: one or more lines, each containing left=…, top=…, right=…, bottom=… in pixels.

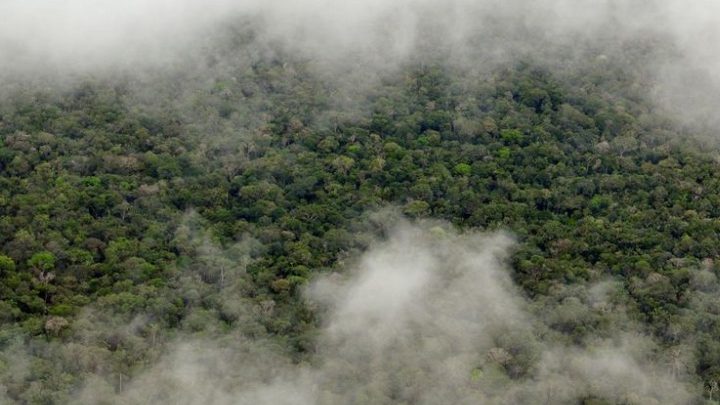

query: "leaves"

left=1, top=54, right=720, bottom=401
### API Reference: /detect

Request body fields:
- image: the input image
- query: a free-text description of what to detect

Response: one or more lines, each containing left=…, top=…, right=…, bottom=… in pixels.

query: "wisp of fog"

left=1, top=1, right=719, bottom=403
left=67, top=220, right=696, bottom=404
left=2, top=0, right=719, bottom=129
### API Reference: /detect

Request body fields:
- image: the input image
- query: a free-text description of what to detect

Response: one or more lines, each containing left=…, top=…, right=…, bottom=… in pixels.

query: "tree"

left=454, top=163, right=472, bottom=176
left=0, top=255, right=15, bottom=274
left=27, top=251, right=56, bottom=313
left=28, top=251, right=55, bottom=273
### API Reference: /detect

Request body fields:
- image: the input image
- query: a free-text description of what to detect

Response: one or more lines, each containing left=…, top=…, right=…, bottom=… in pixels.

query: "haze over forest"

left=2, top=1, right=720, bottom=404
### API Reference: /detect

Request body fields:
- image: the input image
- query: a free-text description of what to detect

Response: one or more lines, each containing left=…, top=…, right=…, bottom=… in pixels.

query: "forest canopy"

left=2, top=1, right=720, bottom=404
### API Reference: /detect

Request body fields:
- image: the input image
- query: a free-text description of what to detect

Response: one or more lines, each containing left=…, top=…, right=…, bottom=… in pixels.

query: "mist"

left=2, top=1, right=720, bottom=403
left=2, top=1, right=719, bottom=131
left=61, top=220, right=696, bottom=404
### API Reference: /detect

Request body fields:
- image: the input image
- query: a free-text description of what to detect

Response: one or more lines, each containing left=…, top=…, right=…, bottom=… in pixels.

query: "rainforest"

left=1, top=1, right=720, bottom=404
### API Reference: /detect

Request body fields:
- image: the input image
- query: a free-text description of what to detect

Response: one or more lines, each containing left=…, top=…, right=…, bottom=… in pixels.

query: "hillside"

left=2, top=7, right=720, bottom=404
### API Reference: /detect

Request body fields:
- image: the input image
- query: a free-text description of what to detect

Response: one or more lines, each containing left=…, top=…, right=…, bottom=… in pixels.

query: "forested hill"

left=2, top=40, right=720, bottom=403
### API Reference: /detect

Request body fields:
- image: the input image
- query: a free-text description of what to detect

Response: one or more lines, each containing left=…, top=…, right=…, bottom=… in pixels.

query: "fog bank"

left=73, top=221, right=695, bottom=404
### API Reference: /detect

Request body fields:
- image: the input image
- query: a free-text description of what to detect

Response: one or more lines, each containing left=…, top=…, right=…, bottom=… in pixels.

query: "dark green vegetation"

left=2, top=45, right=720, bottom=402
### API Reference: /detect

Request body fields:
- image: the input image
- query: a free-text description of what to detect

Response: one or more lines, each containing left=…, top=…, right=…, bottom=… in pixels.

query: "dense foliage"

left=2, top=44, right=720, bottom=402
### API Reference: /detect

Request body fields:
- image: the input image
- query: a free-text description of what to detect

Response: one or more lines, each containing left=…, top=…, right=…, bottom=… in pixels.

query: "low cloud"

left=3, top=1, right=720, bottom=132
left=70, top=220, right=696, bottom=404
